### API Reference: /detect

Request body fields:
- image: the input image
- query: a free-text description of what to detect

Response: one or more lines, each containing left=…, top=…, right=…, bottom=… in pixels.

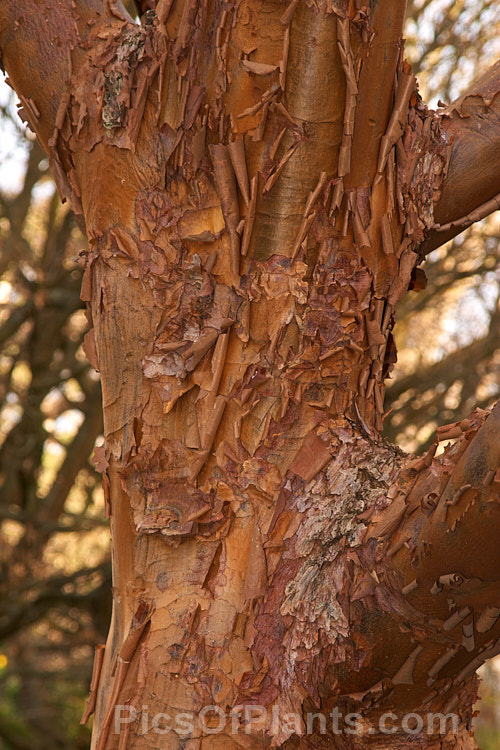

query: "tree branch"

left=425, top=60, right=500, bottom=252
left=0, top=1, right=77, bottom=150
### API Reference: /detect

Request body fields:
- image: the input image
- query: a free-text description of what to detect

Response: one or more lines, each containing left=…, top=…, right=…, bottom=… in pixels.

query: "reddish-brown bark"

left=425, top=59, right=500, bottom=253
left=1, top=1, right=499, bottom=748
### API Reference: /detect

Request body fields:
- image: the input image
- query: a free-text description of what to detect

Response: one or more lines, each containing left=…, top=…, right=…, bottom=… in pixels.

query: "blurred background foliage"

left=0, top=0, right=499, bottom=748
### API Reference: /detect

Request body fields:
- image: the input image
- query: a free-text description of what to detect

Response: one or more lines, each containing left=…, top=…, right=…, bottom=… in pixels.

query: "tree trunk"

left=1, top=1, right=500, bottom=748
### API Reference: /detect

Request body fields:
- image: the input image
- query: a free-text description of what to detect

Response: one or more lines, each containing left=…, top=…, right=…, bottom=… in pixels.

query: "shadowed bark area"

left=1, top=1, right=499, bottom=748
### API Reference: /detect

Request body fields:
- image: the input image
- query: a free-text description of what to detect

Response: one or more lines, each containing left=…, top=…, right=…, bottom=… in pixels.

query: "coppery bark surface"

left=1, top=1, right=500, bottom=748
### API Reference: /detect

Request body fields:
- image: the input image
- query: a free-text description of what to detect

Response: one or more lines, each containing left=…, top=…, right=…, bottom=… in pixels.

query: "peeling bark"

left=1, top=0, right=499, bottom=748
